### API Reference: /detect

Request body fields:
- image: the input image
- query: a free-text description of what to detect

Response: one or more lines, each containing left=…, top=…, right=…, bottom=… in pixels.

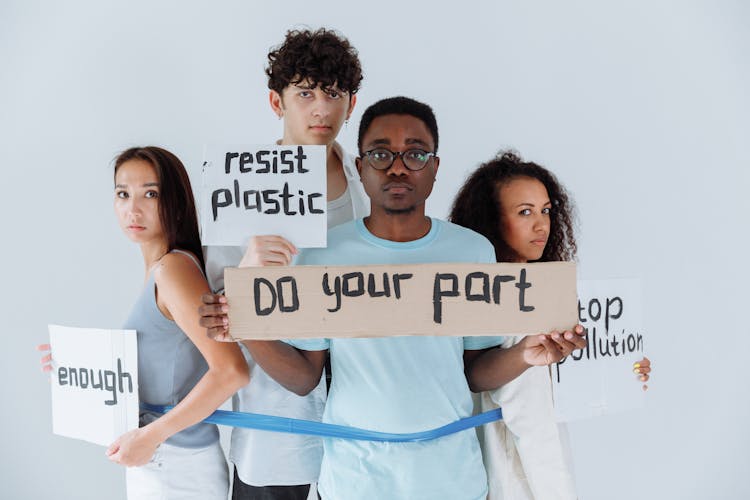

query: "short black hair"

left=266, top=28, right=363, bottom=95
left=357, top=96, right=439, bottom=153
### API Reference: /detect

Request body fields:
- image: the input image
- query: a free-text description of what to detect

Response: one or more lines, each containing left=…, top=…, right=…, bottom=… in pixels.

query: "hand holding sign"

left=634, top=356, right=651, bottom=389
left=47, top=325, right=139, bottom=446
left=37, top=343, right=53, bottom=374
left=43, top=336, right=158, bottom=464
left=239, top=235, right=299, bottom=267
left=465, top=325, right=585, bottom=393
left=199, top=293, right=231, bottom=342
left=106, top=427, right=161, bottom=467
left=520, top=326, right=587, bottom=366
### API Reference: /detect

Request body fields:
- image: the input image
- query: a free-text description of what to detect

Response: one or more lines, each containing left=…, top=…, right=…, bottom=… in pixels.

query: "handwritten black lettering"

left=211, top=188, right=232, bottom=221
left=433, top=273, right=459, bottom=324
left=262, top=190, right=280, bottom=214
left=224, top=147, right=309, bottom=175
left=515, top=268, right=534, bottom=312
left=308, top=193, right=323, bottom=214
left=56, top=359, right=134, bottom=406
left=254, top=278, right=277, bottom=316
left=294, top=146, right=308, bottom=173
left=392, top=273, right=413, bottom=299
left=211, top=182, right=324, bottom=220
left=280, top=183, right=295, bottom=215
left=605, top=296, right=623, bottom=333
left=492, top=275, right=514, bottom=305
left=342, top=272, right=365, bottom=297
left=588, top=298, right=601, bottom=322
left=322, top=273, right=342, bottom=313
left=255, top=150, right=271, bottom=173
left=224, top=152, right=239, bottom=174
left=244, top=190, right=261, bottom=212
left=280, top=149, right=294, bottom=173
left=555, top=325, right=644, bottom=382
left=239, top=152, right=253, bottom=172
left=368, top=273, right=391, bottom=298
left=465, top=272, right=490, bottom=303
left=277, top=276, right=300, bottom=313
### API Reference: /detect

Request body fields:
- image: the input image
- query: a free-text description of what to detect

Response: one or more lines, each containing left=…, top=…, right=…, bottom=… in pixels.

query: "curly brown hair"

left=449, top=151, right=577, bottom=263
left=266, top=28, right=363, bottom=95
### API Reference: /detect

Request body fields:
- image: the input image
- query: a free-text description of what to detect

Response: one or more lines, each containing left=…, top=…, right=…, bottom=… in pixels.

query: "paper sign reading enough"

left=48, top=325, right=139, bottom=446
left=201, top=144, right=327, bottom=247
left=225, top=262, right=577, bottom=339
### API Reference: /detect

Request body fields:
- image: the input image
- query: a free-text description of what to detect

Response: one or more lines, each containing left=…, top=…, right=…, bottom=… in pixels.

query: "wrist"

left=513, top=339, right=534, bottom=369
left=141, top=421, right=169, bottom=446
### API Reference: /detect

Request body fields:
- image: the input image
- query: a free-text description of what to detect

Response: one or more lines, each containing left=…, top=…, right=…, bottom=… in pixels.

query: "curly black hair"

left=266, top=28, right=363, bottom=95
left=449, top=151, right=577, bottom=263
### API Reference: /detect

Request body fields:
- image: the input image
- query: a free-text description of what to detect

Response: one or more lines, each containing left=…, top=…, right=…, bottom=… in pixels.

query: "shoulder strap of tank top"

left=169, top=249, right=207, bottom=280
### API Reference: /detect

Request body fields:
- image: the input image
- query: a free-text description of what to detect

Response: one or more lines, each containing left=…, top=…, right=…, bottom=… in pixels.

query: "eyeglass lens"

left=366, top=148, right=433, bottom=170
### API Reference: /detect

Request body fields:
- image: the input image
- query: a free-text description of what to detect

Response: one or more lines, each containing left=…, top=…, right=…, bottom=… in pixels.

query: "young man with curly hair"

left=204, top=28, right=367, bottom=500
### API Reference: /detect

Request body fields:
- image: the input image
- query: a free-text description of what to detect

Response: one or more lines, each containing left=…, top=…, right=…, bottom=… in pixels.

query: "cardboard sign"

left=48, top=325, right=139, bottom=446
left=225, top=262, right=577, bottom=340
left=552, top=279, right=646, bottom=421
left=201, top=144, right=327, bottom=247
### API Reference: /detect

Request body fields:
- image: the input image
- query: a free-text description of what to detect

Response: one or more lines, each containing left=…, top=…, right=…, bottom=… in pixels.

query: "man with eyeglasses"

left=202, top=96, right=586, bottom=500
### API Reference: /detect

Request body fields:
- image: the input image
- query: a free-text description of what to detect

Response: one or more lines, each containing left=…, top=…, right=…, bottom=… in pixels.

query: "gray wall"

left=2, top=1, right=748, bottom=498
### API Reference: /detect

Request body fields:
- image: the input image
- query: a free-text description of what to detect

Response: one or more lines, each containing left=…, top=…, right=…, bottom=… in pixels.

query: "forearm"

left=466, top=343, right=532, bottom=393
left=242, top=340, right=325, bottom=396
left=142, top=363, right=249, bottom=444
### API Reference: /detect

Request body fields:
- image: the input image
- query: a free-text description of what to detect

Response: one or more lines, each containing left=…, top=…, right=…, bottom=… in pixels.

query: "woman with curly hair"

left=450, top=150, right=577, bottom=264
left=450, top=151, right=650, bottom=499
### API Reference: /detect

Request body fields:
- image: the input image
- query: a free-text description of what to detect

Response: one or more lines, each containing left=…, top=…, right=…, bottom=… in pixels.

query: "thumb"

left=105, top=439, right=120, bottom=457
left=523, top=334, right=544, bottom=347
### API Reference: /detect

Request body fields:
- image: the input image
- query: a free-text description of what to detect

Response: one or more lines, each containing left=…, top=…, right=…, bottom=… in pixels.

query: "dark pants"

left=232, top=468, right=317, bottom=500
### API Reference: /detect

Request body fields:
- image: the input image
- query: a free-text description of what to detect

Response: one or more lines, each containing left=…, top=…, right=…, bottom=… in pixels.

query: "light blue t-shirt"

left=289, top=218, right=504, bottom=500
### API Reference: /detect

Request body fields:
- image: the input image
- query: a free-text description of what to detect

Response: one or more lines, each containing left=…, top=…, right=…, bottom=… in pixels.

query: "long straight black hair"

left=114, top=146, right=205, bottom=272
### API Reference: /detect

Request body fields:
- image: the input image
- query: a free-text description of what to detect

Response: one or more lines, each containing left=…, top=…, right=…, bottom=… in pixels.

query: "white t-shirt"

left=326, top=186, right=354, bottom=229
left=204, top=143, right=369, bottom=486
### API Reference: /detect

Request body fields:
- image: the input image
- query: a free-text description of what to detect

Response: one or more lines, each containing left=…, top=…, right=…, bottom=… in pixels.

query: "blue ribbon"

left=142, top=403, right=502, bottom=443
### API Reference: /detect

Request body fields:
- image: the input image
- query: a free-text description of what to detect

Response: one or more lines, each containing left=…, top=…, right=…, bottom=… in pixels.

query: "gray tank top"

left=123, top=249, right=218, bottom=448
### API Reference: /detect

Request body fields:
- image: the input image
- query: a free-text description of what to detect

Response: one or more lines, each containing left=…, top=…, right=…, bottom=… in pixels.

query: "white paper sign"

left=552, top=279, right=646, bottom=421
left=48, top=325, right=139, bottom=446
left=201, top=144, right=327, bottom=247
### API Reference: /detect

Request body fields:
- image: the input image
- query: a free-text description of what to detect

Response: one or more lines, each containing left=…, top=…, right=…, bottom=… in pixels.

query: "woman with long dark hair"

left=40, top=146, right=248, bottom=499
left=450, top=151, right=650, bottom=499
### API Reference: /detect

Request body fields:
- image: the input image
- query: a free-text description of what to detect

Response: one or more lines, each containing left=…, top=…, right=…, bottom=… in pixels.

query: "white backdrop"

left=2, top=1, right=748, bottom=498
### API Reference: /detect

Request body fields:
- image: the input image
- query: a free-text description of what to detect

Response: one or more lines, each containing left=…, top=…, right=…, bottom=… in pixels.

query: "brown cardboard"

left=225, top=262, right=577, bottom=340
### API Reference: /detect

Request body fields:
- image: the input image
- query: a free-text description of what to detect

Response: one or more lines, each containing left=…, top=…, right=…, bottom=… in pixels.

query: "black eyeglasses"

left=361, top=148, right=437, bottom=171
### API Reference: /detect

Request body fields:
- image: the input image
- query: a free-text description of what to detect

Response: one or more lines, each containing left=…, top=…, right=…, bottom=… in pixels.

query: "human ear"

left=269, top=90, right=284, bottom=118
left=346, top=94, right=357, bottom=120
